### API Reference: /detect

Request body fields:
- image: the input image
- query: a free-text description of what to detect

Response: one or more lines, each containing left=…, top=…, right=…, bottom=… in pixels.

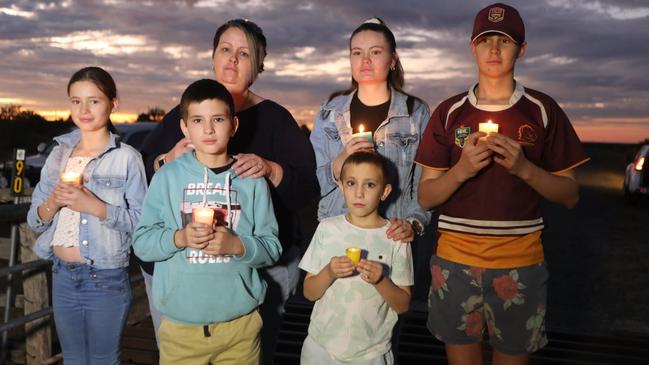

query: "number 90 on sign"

left=12, top=160, right=24, bottom=194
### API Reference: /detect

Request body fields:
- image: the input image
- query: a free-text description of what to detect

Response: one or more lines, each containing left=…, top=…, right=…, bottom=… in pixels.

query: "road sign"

left=11, top=148, right=26, bottom=196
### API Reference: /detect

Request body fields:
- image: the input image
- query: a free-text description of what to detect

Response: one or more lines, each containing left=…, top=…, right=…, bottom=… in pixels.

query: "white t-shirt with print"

left=299, top=214, right=414, bottom=362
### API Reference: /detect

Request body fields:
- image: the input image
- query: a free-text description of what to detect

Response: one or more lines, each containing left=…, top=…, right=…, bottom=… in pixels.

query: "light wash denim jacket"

left=27, top=129, right=147, bottom=269
left=310, top=88, right=432, bottom=227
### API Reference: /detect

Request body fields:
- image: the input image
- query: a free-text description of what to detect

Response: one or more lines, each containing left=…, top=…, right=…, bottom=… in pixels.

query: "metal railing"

left=0, top=200, right=144, bottom=363
left=0, top=259, right=53, bottom=334
left=0, top=202, right=51, bottom=363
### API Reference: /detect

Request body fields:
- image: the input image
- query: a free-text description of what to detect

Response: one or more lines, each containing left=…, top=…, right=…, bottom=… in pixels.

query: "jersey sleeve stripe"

left=445, top=96, right=468, bottom=130
left=414, top=161, right=449, bottom=171
left=523, top=92, right=549, bottom=128
left=550, top=157, right=591, bottom=175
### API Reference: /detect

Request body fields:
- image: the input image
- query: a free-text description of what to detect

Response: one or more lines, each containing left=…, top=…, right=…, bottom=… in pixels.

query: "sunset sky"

left=1, top=0, right=649, bottom=143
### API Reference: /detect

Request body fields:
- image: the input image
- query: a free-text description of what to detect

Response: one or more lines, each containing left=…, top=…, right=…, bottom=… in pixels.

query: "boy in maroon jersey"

left=415, top=3, right=589, bottom=364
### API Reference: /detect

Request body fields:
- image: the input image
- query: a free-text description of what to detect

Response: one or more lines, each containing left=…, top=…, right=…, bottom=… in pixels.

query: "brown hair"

left=180, top=79, right=235, bottom=122
left=67, top=66, right=119, bottom=135
left=328, top=17, right=422, bottom=110
left=212, top=19, right=267, bottom=85
left=340, top=151, right=390, bottom=185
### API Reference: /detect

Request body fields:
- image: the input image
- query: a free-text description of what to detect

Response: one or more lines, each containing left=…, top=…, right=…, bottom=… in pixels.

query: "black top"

left=350, top=92, right=390, bottom=134
left=137, top=100, right=319, bottom=274
left=210, top=159, right=235, bottom=175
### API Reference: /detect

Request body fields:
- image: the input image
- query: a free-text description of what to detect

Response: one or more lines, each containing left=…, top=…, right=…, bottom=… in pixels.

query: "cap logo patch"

left=488, top=7, right=505, bottom=23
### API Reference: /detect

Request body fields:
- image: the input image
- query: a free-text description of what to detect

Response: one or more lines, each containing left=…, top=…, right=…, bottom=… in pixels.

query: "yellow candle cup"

left=192, top=207, right=215, bottom=225
left=345, top=247, right=361, bottom=266
left=60, top=171, right=82, bottom=186
left=478, top=120, right=499, bottom=139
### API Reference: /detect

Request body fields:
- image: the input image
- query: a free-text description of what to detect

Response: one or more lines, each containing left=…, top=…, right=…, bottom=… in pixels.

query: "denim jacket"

left=310, top=88, right=432, bottom=226
left=27, top=129, right=147, bottom=269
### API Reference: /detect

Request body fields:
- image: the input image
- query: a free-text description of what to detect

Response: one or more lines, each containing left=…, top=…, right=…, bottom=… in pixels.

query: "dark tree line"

left=0, top=105, right=165, bottom=161
left=136, top=107, right=166, bottom=122
left=0, top=105, right=72, bottom=160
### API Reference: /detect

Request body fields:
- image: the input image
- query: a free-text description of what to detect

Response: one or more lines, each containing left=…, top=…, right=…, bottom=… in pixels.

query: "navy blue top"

left=137, top=100, right=318, bottom=274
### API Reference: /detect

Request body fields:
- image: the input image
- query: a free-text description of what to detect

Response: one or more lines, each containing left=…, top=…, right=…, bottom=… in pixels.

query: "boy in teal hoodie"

left=133, top=79, right=282, bottom=365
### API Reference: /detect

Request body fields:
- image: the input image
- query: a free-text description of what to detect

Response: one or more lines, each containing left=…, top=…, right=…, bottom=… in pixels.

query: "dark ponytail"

left=106, top=120, right=119, bottom=135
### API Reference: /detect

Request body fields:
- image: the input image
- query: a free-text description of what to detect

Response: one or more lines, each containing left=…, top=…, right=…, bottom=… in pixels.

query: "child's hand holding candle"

left=192, top=207, right=215, bottom=226
left=478, top=120, right=499, bottom=139
left=60, top=171, right=82, bottom=187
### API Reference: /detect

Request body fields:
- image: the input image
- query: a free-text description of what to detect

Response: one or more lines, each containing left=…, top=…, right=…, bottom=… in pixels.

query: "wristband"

left=407, top=218, right=424, bottom=237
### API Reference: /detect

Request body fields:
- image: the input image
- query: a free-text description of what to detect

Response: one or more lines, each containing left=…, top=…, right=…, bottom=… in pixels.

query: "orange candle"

left=478, top=120, right=499, bottom=138
left=345, top=247, right=361, bottom=266
left=351, top=124, right=373, bottom=143
left=60, top=171, right=82, bottom=186
left=192, top=207, right=214, bottom=225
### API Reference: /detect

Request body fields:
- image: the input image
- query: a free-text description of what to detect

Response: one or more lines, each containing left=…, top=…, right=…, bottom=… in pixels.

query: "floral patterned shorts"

left=427, top=255, right=548, bottom=355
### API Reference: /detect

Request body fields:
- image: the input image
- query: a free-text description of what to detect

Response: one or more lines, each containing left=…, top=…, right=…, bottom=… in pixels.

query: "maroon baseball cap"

left=471, top=3, right=525, bottom=44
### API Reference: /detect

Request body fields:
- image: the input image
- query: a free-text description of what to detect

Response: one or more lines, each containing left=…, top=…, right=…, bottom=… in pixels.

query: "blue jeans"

left=142, top=268, right=161, bottom=348
left=52, top=259, right=131, bottom=365
left=260, top=245, right=301, bottom=364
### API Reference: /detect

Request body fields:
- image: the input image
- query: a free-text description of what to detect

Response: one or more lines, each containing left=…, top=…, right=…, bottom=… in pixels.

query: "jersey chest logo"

left=455, top=126, right=471, bottom=148
left=517, top=124, right=538, bottom=146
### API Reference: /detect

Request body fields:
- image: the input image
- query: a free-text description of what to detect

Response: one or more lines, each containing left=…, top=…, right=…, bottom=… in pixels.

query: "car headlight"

left=635, top=157, right=645, bottom=171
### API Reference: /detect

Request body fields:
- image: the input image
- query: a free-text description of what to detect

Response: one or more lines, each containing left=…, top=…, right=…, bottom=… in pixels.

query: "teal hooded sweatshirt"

left=133, top=152, right=282, bottom=324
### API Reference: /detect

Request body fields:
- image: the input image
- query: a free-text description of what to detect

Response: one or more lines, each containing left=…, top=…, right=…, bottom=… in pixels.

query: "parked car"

left=623, top=142, right=649, bottom=205
left=1, top=122, right=156, bottom=189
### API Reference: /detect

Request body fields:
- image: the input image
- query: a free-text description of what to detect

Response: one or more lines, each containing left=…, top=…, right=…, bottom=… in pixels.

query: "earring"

left=390, top=65, right=395, bottom=71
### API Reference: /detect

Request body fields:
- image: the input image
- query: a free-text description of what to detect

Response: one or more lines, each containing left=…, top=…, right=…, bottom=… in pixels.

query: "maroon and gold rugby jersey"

left=415, top=82, right=589, bottom=268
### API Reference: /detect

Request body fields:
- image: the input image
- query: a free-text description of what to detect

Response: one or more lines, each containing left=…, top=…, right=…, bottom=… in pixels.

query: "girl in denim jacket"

left=310, top=18, right=431, bottom=244
left=27, top=67, right=147, bottom=365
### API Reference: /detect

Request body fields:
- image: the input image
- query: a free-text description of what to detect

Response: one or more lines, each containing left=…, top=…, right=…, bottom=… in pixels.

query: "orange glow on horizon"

left=23, top=108, right=649, bottom=144
left=575, top=124, right=649, bottom=144
left=37, top=110, right=138, bottom=123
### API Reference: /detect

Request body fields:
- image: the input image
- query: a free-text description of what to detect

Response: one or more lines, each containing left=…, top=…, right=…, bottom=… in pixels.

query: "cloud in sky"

left=1, top=0, right=648, bottom=142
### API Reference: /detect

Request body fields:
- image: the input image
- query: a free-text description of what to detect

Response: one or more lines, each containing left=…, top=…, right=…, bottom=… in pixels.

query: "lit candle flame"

left=478, top=119, right=499, bottom=138
left=60, top=171, right=82, bottom=186
left=359, top=124, right=365, bottom=133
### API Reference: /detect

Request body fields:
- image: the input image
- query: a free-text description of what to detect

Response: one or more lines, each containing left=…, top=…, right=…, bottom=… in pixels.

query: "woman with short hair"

left=138, top=19, right=318, bottom=362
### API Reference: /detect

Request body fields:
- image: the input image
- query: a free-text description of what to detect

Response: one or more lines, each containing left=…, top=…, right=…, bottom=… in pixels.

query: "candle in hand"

left=192, top=207, right=215, bottom=225
left=345, top=247, right=361, bottom=266
left=60, top=171, right=82, bottom=186
left=478, top=120, right=499, bottom=138
left=351, top=124, right=373, bottom=143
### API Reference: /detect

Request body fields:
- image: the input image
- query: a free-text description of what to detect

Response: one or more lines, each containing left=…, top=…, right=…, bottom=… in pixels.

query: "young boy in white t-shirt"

left=299, top=151, right=413, bottom=365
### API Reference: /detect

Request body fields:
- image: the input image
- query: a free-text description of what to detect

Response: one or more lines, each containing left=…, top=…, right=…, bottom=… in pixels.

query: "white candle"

left=192, top=207, right=214, bottom=225
left=478, top=120, right=499, bottom=136
left=60, top=171, right=82, bottom=186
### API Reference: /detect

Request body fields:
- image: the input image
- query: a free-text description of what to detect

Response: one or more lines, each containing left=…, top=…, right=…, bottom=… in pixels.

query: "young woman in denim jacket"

left=27, top=67, right=147, bottom=365
left=310, top=18, right=431, bottom=243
